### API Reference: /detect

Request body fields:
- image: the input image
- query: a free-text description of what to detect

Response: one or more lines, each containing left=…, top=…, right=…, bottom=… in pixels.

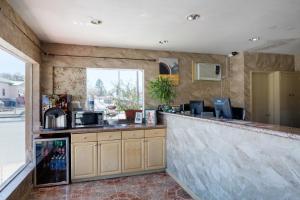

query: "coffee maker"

left=44, top=107, right=67, bottom=129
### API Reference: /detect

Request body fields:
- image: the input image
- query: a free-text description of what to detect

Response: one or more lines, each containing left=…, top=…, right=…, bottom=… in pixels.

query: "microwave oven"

left=71, top=111, right=104, bottom=128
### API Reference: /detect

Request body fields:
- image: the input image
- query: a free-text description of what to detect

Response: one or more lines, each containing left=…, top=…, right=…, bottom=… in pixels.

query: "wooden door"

left=122, top=138, right=144, bottom=173
left=251, top=72, right=273, bottom=123
left=98, top=140, right=122, bottom=176
left=145, top=137, right=165, bottom=170
left=71, top=142, right=97, bottom=180
left=279, top=72, right=300, bottom=127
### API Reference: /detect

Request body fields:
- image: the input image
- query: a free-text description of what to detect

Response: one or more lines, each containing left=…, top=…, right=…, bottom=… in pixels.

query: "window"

left=0, top=48, right=26, bottom=190
left=87, top=68, right=144, bottom=119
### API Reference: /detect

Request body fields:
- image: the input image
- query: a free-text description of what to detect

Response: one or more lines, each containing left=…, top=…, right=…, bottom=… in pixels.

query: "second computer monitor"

left=190, top=100, right=204, bottom=114
left=213, top=98, right=233, bottom=119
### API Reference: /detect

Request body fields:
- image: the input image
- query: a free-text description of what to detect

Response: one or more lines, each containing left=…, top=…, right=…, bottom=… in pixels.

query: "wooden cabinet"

left=71, top=141, right=97, bottom=179
left=145, top=129, right=166, bottom=170
left=122, top=138, right=145, bottom=173
left=145, top=137, right=165, bottom=170
left=98, top=140, right=122, bottom=176
left=97, top=131, right=122, bottom=176
left=71, top=128, right=165, bottom=181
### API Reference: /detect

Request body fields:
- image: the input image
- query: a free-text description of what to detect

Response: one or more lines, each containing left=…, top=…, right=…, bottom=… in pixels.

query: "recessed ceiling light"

left=186, top=14, right=200, bottom=21
left=90, top=19, right=102, bottom=25
left=159, top=40, right=168, bottom=45
left=249, top=37, right=261, bottom=42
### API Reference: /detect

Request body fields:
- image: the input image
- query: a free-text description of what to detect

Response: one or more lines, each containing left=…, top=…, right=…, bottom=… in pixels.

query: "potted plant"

left=148, top=76, right=176, bottom=112
left=113, top=82, right=142, bottom=121
left=114, top=98, right=142, bottom=121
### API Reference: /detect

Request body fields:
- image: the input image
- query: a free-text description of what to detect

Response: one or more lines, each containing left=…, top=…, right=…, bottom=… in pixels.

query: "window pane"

left=87, top=68, right=144, bottom=120
left=0, top=48, right=26, bottom=189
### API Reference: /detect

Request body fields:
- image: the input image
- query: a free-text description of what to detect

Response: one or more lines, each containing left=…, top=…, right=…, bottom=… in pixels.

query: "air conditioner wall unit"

left=193, top=63, right=221, bottom=81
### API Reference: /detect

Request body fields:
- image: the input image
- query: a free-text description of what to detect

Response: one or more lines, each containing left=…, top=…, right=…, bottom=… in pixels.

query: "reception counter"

left=160, top=112, right=300, bottom=200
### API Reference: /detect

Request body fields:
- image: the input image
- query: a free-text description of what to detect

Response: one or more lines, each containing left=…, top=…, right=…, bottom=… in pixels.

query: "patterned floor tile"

left=28, top=172, right=194, bottom=200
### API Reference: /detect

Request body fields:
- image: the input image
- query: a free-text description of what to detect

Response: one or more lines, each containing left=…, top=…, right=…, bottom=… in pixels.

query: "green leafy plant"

left=148, top=76, right=176, bottom=105
left=111, top=81, right=142, bottom=111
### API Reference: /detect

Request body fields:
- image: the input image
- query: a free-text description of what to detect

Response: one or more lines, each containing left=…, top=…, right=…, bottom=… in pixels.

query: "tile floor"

left=28, top=172, right=194, bottom=200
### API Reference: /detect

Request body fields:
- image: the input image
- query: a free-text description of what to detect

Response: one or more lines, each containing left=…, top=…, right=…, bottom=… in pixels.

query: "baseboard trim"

left=166, top=169, right=202, bottom=200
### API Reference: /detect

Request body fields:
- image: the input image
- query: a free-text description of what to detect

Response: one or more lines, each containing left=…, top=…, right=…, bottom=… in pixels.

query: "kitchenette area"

left=1, top=0, right=300, bottom=200
left=34, top=123, right=167, bottom=186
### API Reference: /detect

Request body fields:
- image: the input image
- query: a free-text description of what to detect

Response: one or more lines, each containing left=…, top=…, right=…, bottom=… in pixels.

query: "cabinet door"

left=98, top=140, right=122, bottom=176
left=122, top=138, right=144, bottom=173
left=71, top=142, right=97, bottom=180
left=145, top=137, right=165, bottom=170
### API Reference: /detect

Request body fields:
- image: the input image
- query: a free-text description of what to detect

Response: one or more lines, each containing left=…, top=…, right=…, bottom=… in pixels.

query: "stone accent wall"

left=165, top=114, right=300, bottom=200
left=41, top=43, right=229, bottom=108
left=53, top=67, right=87, bottom=105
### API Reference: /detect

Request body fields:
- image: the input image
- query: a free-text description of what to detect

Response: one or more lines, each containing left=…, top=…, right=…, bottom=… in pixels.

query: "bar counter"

left=160, top=112, right=300, bottom=200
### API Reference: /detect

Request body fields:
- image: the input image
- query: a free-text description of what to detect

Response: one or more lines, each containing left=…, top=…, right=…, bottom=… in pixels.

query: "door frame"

left=250, top=71, right=274, bottom=123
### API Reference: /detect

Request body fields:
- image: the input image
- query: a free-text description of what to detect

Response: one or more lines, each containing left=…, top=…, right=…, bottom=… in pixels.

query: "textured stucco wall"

left=41, top=43, right=230, bottom=108
left=165, top=114, right=300, bottom=200
left=229, top=53, right=244, bottom=107
left=0, top=0, right=41, bottom=62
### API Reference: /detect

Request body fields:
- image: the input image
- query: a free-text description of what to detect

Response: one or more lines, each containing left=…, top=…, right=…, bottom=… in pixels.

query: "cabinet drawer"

left=98, top=131, right=121, bottom=141
left=145, top=129, right=166, bottom=138
left=71, top=133, right=97, bottom=143
left=122, top=130, right=144, bottom=139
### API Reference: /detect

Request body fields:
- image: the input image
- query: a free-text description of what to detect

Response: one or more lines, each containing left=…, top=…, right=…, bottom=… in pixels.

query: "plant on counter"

left=148, top=76, right=176, bottom=112
left=111, top=81, right=142, bottom=121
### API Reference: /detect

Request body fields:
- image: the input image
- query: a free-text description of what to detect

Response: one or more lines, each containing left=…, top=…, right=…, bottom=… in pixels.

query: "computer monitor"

left=213, top=98, right=233, bottom=119
left=232, top=107, right=245, bottom=120
left=190, top=101, right=204, bottom=114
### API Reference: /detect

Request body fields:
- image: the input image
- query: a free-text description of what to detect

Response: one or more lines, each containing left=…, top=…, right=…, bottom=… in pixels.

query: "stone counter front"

left=163, top=113, right=300, bottom=200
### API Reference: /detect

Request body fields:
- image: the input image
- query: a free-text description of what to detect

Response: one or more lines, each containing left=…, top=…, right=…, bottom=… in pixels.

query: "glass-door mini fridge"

left=34, top=137, right=69, bottom=187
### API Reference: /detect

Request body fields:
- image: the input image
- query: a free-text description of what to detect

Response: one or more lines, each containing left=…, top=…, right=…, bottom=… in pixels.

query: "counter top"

left=160, top=112, right=300, bottom=140
left=34, top=124, right=166, bottom=135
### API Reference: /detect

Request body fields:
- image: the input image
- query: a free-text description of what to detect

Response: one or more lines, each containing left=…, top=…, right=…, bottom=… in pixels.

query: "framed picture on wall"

left=145, top=109, right=157, bottom=125
left=159, top=57, right=179, bottom=85
left=134, top=112, right=143, bottom=124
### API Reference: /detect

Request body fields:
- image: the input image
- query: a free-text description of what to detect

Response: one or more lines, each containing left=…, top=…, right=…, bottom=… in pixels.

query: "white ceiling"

left=8, top=0, right=300, bottom=55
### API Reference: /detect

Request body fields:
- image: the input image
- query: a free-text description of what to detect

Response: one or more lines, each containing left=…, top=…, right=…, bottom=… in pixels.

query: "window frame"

left=0, top=45, right=35, bottom=192
left=86, top=67, right=145, bottom=115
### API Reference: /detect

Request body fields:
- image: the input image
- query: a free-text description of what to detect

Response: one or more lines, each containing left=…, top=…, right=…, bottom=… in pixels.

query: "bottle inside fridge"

left=34, top=137, right=69, bottom=186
